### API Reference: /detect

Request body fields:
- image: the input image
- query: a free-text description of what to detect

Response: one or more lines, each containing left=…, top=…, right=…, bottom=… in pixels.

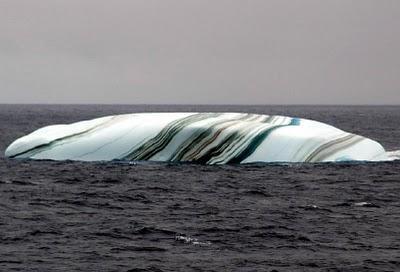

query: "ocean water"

left=0, top=104, right=400, bottom=272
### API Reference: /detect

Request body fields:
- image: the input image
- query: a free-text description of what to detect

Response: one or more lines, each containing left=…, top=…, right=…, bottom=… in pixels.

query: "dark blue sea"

left=0, top=105, right=400, bottom=272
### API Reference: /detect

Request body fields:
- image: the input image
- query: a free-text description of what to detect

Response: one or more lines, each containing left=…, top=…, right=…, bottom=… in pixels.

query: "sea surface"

left=0, top=104, right=400, bottom=272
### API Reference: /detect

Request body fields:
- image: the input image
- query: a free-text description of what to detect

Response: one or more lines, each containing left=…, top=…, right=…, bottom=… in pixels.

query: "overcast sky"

left=0, top=0, right=399, bottom=104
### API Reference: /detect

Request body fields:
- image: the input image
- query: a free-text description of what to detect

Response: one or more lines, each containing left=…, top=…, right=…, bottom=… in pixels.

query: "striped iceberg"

left=5, top=112, right=398, bottom=164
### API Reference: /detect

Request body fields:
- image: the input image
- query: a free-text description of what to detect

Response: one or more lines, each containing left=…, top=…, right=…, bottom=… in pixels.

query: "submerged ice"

left=4, top=112, right=398, bottom=164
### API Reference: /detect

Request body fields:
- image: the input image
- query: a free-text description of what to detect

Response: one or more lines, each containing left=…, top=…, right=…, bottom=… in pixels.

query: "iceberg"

left=4, top=112, right=398, bottom=164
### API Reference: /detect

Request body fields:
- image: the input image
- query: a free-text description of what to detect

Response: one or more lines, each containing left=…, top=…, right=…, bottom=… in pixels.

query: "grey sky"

left=0, top=0, right=399, bottom=104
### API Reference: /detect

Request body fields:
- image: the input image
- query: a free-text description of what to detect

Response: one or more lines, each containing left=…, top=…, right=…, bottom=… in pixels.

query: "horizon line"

left=0, top=103, right=399, bottom=107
